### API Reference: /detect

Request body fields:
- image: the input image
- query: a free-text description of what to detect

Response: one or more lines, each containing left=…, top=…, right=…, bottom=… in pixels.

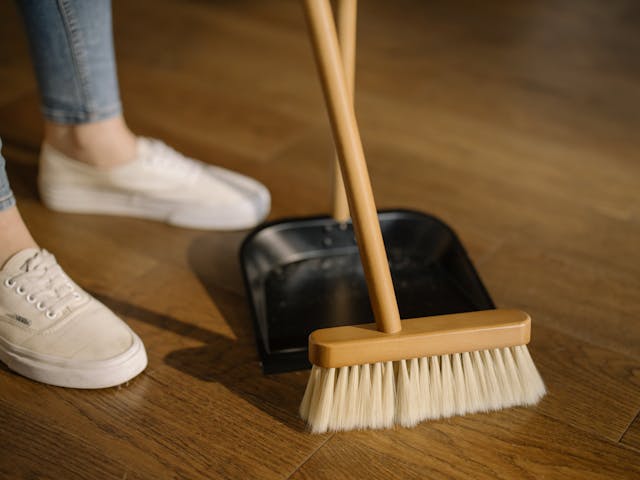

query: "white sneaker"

left=0, top=248, right=147, bottom=388
left=38, top=138, right=271, bottom=230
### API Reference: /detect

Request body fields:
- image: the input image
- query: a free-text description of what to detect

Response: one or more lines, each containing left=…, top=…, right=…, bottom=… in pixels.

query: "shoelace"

left=141, top=138, right=204, bottom=183
left=3, top=251, right=82, bottom=320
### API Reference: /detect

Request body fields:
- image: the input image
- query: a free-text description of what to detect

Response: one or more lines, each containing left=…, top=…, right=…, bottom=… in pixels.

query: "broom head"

left=300, top=309, right=546, bottom=433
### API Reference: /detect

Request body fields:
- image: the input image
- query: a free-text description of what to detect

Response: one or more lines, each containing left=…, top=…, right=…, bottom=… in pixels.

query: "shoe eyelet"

left=73, top=292, right=81, bottom=299
left=16, top=286, right=26, bottom=295
left=45, top=310, right=57, bottom=320
left=36, top=302, right=46, bottom=311
left=26, top=294, right=36, bottom=303
left=3, top=278, right=16, bottom=288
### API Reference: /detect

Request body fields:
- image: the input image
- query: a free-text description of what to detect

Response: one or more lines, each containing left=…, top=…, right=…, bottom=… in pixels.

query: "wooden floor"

left=1, top=0, right=639, bottom=478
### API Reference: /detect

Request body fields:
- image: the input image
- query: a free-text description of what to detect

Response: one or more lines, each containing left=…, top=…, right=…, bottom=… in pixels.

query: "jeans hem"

left=41, top=102, right=122, bottom=124
left=0, top=193, right=16, bottom=212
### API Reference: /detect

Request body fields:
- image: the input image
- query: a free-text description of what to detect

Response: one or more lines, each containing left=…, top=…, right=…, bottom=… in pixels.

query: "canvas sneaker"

left=38, top=137, right=271, bottom=230
left=0, top=248, right=147, bottom=388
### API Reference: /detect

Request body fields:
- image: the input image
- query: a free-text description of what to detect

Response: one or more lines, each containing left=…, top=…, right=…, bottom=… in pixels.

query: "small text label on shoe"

left=7, top=314, right=32, bottom=326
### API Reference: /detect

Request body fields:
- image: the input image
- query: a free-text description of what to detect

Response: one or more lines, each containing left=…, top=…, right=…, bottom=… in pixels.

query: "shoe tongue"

left=1, top=248, right=42, bottom=273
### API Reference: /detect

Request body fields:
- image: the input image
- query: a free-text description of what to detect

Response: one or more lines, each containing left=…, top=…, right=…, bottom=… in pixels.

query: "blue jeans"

left=1, top=0, right=120, bottom=212
left=0, top=140, right=14, bottom=211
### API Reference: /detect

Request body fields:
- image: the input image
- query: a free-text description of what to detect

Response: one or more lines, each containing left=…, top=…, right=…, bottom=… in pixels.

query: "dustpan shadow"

left=143, top=232, right=309, bottom=430
left=164, top=343, right=308, bottom=432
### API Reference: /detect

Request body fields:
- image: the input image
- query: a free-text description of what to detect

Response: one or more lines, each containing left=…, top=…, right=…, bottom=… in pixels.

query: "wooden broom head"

left=308, top=309, right=531, bottom=369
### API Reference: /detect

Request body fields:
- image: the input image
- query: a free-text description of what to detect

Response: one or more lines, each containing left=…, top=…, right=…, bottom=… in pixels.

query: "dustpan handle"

left=303, top=0, right=402, bottom=334
left=331, top=0, right=356, bottom=222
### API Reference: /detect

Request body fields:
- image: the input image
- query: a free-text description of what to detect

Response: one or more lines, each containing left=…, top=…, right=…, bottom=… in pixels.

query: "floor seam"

left=284, top=433, right=334, bottom=480
left=618, top=410, right=640, bottom=443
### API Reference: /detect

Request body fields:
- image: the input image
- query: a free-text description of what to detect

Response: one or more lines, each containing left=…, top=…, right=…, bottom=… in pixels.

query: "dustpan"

left=240, top=0, right=494, bottom=374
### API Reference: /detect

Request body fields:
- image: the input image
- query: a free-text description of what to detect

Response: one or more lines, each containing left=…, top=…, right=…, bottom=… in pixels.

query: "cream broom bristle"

left=440, top=354, right=455, bottom=418
left=299, top=365, right=319, bottom=421
left=428, top=355, right=442, bottom=420
left=481, top=349, right=502, bottom=410
left=300, top=345, right=546, bottom=433
left=462, top=351, right=482, bottom=414
left=452, top=353, right=466, bottom=414
left=327, top=366, right=349, bottom=431
left=381, top=361, right=395, bottom=427
left=417, top=357, right=429, bottom=421
left=345, top=364, right=360, bottom=430
left=370, top=362, right=384, bottom=429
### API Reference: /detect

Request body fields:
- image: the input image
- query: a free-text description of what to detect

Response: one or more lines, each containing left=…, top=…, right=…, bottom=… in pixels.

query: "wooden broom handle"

left=303, top=0, right=402, bottom=334
left=331, top=0, right=356, bottom=222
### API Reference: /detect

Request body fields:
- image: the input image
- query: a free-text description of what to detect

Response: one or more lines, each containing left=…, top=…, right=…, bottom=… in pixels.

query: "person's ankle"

left=0, top=206, right=38, bottom=268
left=43, top=116, right=137, bottom=169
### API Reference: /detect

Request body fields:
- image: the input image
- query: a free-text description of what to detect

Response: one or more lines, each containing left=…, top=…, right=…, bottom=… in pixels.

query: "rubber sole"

left=39, top=183, right=269, bottom=231
left=0, top=334, right=148, bottom=389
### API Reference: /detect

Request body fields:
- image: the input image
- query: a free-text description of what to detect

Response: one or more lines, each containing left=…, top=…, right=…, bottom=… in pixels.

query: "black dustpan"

left=240, top=210, right=494, bottom=373
left=239, top=2, right=493, bottom=374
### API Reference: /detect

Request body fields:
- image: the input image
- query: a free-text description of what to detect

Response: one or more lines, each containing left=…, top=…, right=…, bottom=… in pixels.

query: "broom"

left=299, top=0, right=546, bottom=433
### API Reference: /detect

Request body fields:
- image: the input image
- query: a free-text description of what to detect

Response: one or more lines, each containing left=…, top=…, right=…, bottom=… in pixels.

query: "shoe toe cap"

left=171, top=167, right=271, bottom=230
left=69, top=302, right=142, bottom=362
left=21, top=301, right=143, bottom=364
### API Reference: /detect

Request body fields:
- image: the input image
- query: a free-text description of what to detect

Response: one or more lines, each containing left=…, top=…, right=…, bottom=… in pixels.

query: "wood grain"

left=289, top=410, right=640, bottom=480
left=0, top=0, right=639, bottom=478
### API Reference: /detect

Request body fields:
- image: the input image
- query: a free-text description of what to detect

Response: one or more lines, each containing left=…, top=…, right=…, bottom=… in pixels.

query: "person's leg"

left=0, top=207, right=38, bottom=268
left=17, top=0, right=136, bottom=167
left=0, top=5, right=148, bottom=389
left=0, top=141, right=37, bottom=267
left=0, top=138, right=147, bottom=387
left=17, top=0, right=270, bottom=229
left=44, top=116, right=136, bottom=169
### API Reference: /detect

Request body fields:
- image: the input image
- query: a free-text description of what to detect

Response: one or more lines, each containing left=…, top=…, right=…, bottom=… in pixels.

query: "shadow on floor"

left=93, top=232, right=309, bottom=432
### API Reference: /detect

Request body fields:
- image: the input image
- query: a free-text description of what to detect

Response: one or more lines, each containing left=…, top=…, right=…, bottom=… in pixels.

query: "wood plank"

left=529, top=326, right=640, bottom=441
left=111, top=0, right=320, bottom=163
left=0, top=94, right=42, bottom=150
left=0, top=2, right=37, bottom=107
left=290, top=410, right=640, bottom=480
left=0, top=370, right=324, bottom=480
left=479, top=238, right=640, bottom=361
left=0, top=402, right=136, bottom=480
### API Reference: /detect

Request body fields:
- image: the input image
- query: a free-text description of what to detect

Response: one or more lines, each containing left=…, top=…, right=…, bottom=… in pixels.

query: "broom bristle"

left=300, top=345, right=546, bottom=433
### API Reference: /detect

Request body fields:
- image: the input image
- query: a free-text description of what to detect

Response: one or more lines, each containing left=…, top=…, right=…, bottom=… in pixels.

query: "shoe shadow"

left=95, top=232, right=309, bottom=432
